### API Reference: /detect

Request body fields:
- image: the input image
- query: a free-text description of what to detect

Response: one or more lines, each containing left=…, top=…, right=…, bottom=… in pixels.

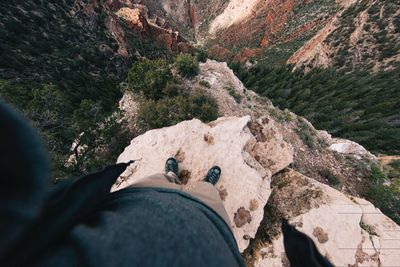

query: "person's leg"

left=185, top=181, right=231, bottom=226
left=128, top=158, right=182, bottom=190
left=130, top=172, right=181, bottom=189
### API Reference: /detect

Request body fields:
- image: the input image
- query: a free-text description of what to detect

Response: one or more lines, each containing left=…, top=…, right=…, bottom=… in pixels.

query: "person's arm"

left=282, top=219, right=335, bottom=267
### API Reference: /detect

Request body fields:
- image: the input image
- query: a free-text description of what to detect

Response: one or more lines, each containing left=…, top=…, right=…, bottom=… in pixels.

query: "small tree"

left=175, top=54, right=199, bottom=78
left=197, top=49, right=208, bottom=63
left=128, top=58, right=172, bottom=100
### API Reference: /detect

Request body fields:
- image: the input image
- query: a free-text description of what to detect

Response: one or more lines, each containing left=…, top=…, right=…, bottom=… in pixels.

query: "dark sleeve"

left=282, top=219, right=335, bottom=267
left=2, top=162, right=133, bottom=266
left=0, top=99, right=134, bottom=266
left=0, top=100, right=50, bottom=259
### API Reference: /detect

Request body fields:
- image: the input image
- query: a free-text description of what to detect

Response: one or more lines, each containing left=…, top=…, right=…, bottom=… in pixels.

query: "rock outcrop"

left=113, top=115, right=400, bottom=265
left=115, top=6, right=149, bottom=33
left=114, top=116, right=293, bottom=251
left=250, top=169, right=400, bottom=267
left=73, top=0, right=194, bottom=58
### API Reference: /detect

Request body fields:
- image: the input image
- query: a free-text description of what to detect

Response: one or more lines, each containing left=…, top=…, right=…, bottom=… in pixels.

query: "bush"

left=175, top=54, right=199, bottom=78
left=197, top=49, right=208, bottom=63
left=137, top=91, right=218, bottom=130
left=128, top=58, right=172, bottom=100
left=389, top=160, right=400, bottom=170
left=199, top=80, right=211, bottom=88
left=225, top=85, right=243, bottom=103
left=162, top=82, right=185, bottom=98
left=296, top=118, right=316, bottom=149
left=318, top=168, right=340, bottom=186
left=363, top=165, right=400, bottom=224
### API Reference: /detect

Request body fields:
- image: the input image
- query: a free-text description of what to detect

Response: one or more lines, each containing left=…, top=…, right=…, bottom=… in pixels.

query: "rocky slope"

left=66, top=0, right=400, bottom=69
left=116, top=59, right=399, bottom=265
left=129, top=0, right=341, bottom=63
left=288, top=0, right=400, bottom=71
left=121, top=60, right=381, bottom=196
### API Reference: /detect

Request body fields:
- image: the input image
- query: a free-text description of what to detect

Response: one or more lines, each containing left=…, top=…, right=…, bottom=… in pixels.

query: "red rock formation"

left=208, top=44, right=233, bottom=62
left=280, top=17, right=330, bottom=44
left=207, top=0, right=298, bottom=62
left=234, top=48, right=262, bottom=63
left=75, top=0, right=195, bottom=58
left=115, top=7, right=150, bottom=33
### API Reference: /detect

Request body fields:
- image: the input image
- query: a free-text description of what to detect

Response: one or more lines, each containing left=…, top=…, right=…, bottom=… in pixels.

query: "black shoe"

left=165, top=157, right=179, bottom=176
left=204, top=166, right=221, bottom=185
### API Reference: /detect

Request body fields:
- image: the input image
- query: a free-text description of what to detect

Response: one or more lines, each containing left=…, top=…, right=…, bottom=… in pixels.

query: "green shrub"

left=197, top=49, right=208, bottom=63
left=175, top=54, right=199, bottom=78
left=360, top=221, right=378, bottom=236
left=137, top=91, right=218, bottom=130
left=318, top=168, right=340, bottom=186
left=162, top=82, right=185, bottom=97
left=199, top=80, right=211, bottom=88
left=363, top=165, right=400, bottom=224
left=225, top=85, right=243, bottom=103
left=0, top=81, right=131, bottom=179
left=128, top=58, right=172, bottom=100
left=387, top=160, right=400, bottom=179
left=389, top=160, right=400, bottom=170
left=296, top=118, right=316, bottom=149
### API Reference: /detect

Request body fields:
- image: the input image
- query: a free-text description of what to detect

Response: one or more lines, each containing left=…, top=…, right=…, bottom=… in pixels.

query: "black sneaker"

left=204, top=166, right=221, bottom=185
left=165, top=157, right=179, bottom=176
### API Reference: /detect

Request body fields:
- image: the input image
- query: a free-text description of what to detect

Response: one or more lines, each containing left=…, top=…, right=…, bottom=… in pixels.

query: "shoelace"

left=207, top=170, right=219, bottom=184
left=167, top=160, right=178, bottom=173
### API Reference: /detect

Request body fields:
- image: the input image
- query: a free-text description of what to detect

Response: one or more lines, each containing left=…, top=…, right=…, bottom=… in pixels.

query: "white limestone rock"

left=317, top=130, right=377, bottom=161
left=254, top=169, right=400, bottom=267
left=329, top=138, right=377, bottom=160
left=114, top=116, right=293, bottom=251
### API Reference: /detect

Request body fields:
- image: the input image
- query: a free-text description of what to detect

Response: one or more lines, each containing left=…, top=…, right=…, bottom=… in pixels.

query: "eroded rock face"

left=114, top=116, right=293, bottom=251
left=251, top=169, right=400, bottom=267
left=209, top=0, right=260, bottom=36
left=115, top=7, right=149, bottom=32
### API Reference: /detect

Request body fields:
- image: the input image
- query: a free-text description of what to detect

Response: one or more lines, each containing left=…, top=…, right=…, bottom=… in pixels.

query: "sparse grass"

left=387, top=160, right=400, bottom=179
left=318, top=168, right=341, bottom=187
left=360, top=221, right=378, bottom=236
left=267, top=108, right=294, bottom=124
left=199, top=80, right=211, bottom=88
left=296, top=118, right=316, bottom=149
left=225, top=85, right=243, bottom=103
